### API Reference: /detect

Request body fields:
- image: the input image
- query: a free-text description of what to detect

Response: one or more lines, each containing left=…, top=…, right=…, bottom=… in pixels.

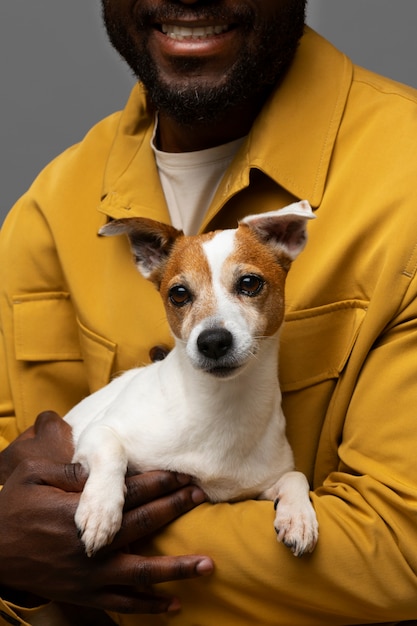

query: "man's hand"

left=0, top=413, right=213, bottom=614
left=0, top=411, right=74, bottom=482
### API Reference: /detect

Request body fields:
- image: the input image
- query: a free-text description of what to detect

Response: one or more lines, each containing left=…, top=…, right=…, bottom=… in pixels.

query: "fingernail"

left=191, top=487, right=206, bottom=504
left=196, top=558, right=214, bottom=576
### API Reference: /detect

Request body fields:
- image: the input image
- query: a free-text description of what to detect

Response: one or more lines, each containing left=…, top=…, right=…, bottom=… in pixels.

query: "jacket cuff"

left=0, top=598, right=49, bottom=626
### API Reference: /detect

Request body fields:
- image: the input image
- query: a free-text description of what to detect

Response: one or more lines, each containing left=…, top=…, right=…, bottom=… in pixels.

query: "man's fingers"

left=34, top=410, right=62, bottom=433
left=127, top=554, right=214, bottom=586
left=15, top=457, right=87, bottom=493
left=98, top=552, right=213, bottom=590
left=0, top=412, right=74, bottom=483
left=34, top=411, right=75, bottom=462
left=92, top=551, right=214, bottom=615
left=115, top=483, right=206, bottom=547
left=91, top=588, right=181, bottom=615
left=124, top=470, right=194, bottom=509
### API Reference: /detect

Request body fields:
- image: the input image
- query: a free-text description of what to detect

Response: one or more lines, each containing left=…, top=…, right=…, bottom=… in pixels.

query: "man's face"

left=102, top=0, right=306, bottom=123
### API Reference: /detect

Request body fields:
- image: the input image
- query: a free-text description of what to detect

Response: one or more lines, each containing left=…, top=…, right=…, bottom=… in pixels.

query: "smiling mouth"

left=160, top=23, right=231, bottom=41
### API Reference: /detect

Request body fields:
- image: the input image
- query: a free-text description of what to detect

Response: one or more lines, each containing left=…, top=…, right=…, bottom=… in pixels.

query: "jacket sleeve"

left=0, top=199, right=116, bottom=625
left=0, top=195, right=28, bottom=447
left=0, top=322, right=17, bottom=450
left=0, top=596, right=115, bottom=626
left=143, top=275, right=417, bottom=625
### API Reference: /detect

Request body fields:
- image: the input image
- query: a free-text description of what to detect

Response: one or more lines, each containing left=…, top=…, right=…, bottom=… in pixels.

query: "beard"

left=102, top=1, right=306, bottom=125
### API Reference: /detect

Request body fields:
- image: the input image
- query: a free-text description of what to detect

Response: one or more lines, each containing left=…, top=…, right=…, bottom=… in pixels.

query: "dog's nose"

left=197, top=328, right=233, bottom=360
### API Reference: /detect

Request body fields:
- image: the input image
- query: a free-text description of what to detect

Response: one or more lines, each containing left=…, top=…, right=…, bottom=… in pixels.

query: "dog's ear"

left=240, top=200, right=315, bottom=262
left=99, top=218, right=183, bottom=280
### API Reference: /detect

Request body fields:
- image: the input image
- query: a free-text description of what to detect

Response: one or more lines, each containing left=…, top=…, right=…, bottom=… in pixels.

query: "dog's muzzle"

left=196, top=327, right=240, bottom=378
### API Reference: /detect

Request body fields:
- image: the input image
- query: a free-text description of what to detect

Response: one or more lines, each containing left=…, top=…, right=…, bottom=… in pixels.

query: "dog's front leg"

left=261, top=471, right=318, bottom=557
left=72, top=424, right=128, bottom=556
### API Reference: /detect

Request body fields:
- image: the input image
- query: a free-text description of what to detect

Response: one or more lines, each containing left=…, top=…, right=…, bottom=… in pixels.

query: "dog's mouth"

left=205, top=364, right=241, bottom=378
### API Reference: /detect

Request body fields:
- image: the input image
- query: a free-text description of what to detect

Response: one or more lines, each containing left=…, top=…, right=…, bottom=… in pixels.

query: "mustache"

left=133, top=2, right=255, bottom=27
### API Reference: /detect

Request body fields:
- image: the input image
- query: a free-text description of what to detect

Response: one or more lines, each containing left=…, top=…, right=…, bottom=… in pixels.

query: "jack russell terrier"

left=65, top=200, right=318, bottom=558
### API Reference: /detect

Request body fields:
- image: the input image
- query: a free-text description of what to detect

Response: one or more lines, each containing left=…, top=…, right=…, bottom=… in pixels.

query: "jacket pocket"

left=77, top=318, right=116, bottom=393
left=13, top=292, right=116, bottom=394
left=280, top=300, right=368, bottom=391
left=11, top=293, right=116, bottom=426
left=279, top=301, right=368, bottom=482
left=13, top=292, right=82, bottom=361
left=12, top=292, right=87, bottom=424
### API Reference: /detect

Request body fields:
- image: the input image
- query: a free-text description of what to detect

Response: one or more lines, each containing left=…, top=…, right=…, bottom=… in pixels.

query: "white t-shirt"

left=152, top=131, right=245, bottom=235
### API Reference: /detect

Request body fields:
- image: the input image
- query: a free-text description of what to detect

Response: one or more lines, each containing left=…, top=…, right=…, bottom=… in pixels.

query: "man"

left=1, top=1, right=417, bottom=624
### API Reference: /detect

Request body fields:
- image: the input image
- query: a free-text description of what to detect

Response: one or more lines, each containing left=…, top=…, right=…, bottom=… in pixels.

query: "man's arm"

left=146, top=282, right=417, bottom=625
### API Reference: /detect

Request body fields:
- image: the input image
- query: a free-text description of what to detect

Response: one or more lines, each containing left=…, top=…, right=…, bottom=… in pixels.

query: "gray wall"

left=1, top=1, right=417, bottom=225
left=307, top=0, right=417, bottom=87
left=0, top=1, right=134, bottom=224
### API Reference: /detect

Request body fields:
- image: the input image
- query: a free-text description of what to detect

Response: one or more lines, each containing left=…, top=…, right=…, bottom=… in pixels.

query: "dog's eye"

left=169, top=285, right=192, bottom=307
left=237, top=274, right=265, bottom=297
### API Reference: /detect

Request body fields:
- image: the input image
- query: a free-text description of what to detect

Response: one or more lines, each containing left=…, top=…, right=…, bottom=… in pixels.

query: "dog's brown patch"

left=225, top=225, right=289, bottom=338
left=160, top=232, right=219, bottom=340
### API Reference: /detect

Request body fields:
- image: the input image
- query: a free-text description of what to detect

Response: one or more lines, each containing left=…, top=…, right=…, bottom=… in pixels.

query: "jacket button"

left=149, top=345, right=170, bottom=362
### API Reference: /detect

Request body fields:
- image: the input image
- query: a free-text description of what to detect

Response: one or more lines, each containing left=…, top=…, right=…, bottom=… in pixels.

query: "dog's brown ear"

left=240, top=200, right=315, bottom=262
left=99, top=218, right=183, bottom=280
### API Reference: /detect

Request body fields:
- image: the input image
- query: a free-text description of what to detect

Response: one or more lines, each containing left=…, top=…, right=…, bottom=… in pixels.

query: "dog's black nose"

left=197, top=328, right=233, bottom=360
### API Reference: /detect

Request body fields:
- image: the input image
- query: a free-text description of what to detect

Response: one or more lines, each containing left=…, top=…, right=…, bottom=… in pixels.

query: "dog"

left=64, top=200, right=318, bottom=558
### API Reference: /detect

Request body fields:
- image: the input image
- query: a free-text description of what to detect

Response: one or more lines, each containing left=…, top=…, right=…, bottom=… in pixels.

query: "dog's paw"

left=273, top=497, right=318, bottom=557
left=75, top=489, right=125, bottom=557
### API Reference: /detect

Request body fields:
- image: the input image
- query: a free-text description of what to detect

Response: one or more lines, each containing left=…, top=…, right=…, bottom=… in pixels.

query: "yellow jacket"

left=1, top=27, right=417, bottom=625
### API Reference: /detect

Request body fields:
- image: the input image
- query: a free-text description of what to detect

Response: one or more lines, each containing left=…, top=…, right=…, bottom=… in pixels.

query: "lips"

left=161, top=23, right=230, bottom=41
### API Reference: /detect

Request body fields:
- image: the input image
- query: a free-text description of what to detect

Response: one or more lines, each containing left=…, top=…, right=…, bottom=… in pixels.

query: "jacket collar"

left=99, top=27, right=353, bottom=223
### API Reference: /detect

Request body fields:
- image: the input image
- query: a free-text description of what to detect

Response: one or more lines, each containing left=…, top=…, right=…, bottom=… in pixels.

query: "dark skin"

left=103, top=0, right=306, bottom=151
left=0, top=412, right=212, bottom=614
left=0, top=0, right=306, bottom=616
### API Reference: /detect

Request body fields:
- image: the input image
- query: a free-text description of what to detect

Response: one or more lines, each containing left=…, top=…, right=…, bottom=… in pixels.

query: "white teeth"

left=161, top=24, right=228, bottom=40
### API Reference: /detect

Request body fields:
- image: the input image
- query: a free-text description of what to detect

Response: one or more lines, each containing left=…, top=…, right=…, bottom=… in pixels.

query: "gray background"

left=1, top=0, right=417, bottom=225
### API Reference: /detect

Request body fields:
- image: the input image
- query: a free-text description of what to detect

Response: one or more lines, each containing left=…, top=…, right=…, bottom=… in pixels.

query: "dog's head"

left=99, top=201, right=315, bottom=378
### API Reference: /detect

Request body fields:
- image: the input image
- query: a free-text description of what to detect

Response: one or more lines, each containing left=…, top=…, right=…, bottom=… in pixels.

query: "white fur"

left=186, top=231, right=254, bottom=369
left=65, top=202, right=318, bottom=557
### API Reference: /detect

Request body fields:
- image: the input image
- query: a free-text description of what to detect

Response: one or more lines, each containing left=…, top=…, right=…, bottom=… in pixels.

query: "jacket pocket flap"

left=13, top=292, right=82, bottom=361
left=280, top=301, right=368, bottom=391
